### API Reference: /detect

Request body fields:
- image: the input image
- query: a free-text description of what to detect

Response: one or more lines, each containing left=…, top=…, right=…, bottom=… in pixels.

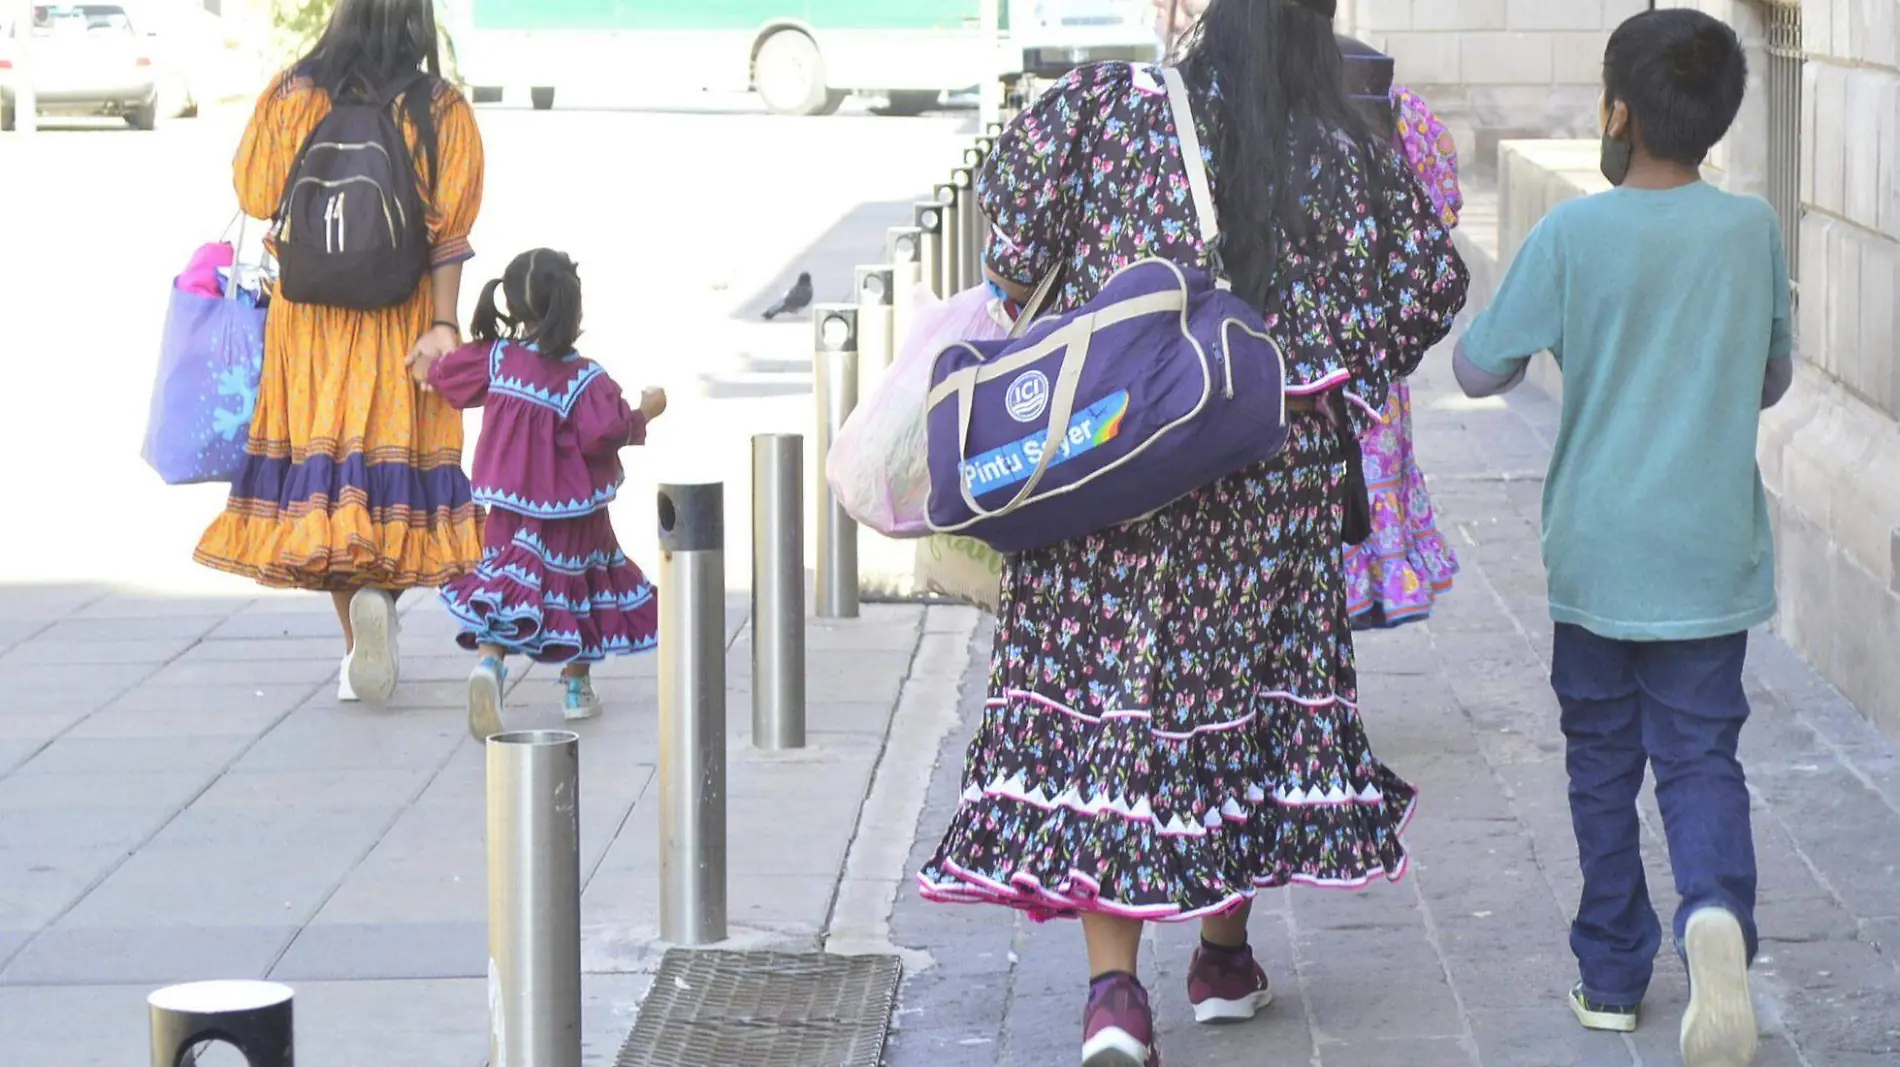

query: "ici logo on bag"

left=1005, top=371, right=1050, bottom=423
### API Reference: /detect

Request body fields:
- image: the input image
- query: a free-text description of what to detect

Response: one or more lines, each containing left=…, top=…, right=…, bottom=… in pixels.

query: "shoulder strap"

left=376, top=71, right=431, bottom=109
left=1158, top=67, right=1220, bottom=255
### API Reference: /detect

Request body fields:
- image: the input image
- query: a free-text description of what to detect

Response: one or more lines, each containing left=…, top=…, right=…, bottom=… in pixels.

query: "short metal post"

left=656, top=483, right=728, bottom=945
left=887, top=227, right=922, bottom=351
left=856, top=265, right=896, bottom=395
left=149, top=982, right=294, bottom=1067
left=487, top=730, right=583, bottom=1067
left=813, top=306, right=861, bottom=618
left=750, top=436, right=805, bottom=751
left=11, top=0, right=38, bottom=135
left=913, top=203, right=945, bottom=299
left=935, top=181, right=962, bottom=294
left=955, top=162, right=981, bottom=293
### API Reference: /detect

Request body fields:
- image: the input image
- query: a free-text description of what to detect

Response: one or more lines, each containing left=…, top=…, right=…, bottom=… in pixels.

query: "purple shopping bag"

left=140, top=268, right=267, bottom=486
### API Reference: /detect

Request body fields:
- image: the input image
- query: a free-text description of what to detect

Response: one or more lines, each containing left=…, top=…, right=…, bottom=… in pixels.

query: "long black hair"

left=1175, top=0, right=1387, bottom=309
left=293, top=0, right=444, bottom=182
left=473, top=249, right=585, bottom=360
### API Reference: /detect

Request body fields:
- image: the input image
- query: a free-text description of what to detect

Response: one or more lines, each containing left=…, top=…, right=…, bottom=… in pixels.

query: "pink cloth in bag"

left=827, top=284, right=1011, bottom=538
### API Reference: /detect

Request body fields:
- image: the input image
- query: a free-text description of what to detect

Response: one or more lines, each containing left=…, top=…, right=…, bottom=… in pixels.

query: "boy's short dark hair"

left=1603, top=9, right=1747, bottom=165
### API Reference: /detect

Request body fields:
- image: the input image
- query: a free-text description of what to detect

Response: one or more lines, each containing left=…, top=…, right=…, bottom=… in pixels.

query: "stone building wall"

left=1335, top=0, right=1650, bottom=170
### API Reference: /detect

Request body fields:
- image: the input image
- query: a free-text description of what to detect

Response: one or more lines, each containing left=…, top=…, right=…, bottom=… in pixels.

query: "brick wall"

left=1337, top=0, right=1649, bottom=169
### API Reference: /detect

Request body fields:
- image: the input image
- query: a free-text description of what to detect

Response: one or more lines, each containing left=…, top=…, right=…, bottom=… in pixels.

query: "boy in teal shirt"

left=1455, top=10, right=1790, bottom=1067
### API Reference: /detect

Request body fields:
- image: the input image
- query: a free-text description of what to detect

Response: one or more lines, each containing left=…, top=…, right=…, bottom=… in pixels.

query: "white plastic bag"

left=915, top=533, right=1005, bottom=614
left=826, top=283, right=1011, bottom=537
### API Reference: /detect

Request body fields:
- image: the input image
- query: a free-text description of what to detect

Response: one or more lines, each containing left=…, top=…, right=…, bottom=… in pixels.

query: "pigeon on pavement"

left=763, top=272, right=814, bottom=320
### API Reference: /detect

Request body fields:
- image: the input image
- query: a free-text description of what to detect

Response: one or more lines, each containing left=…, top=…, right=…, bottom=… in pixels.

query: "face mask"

left=1599, top=97, right=1633, bottom=186
left=1599, top=134, right=1633, bottom=186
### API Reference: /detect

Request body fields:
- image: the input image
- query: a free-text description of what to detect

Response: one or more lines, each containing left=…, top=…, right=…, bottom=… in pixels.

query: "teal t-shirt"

left=1459, top=181, right=1794, bottom=641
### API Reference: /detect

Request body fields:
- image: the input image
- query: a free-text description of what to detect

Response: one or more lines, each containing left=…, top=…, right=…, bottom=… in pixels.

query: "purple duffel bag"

left=922, top=67, right=1290, bottom=554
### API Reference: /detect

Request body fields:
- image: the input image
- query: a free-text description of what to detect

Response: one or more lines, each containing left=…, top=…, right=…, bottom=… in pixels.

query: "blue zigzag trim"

left=473, top=482, right=620, bottom=520
left=487, top=340, right=607, bottom=417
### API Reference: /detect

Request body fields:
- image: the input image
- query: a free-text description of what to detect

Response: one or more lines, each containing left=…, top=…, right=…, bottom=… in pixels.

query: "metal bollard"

left=149, top=982, right=293, bottom=1067
left=887, top=226, right=922, bottom=353
left=934, top=181, right=961, bottom=295
left=812, top=306, right=861, bottom=619
left=487, top=729, right=583, bottom=1067
left=656, top=483, right=728, bottom=945
left=913, top=202, right=945, bottom=299
left=750, top=435, right=805, bottom=751
left=955, top=162, right=981, bottom=293
left=856, top=265, right=896, bottom=392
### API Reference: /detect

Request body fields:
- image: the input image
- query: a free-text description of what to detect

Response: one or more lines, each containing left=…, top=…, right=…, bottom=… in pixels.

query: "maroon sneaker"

left=1082, top=972, right=1160, bottom=1067
left=1187, top=943, right=1274, bottom=1024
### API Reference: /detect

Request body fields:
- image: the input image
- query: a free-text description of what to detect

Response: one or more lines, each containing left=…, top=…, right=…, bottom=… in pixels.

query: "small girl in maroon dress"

left=407, top=248, right=668, bottom=740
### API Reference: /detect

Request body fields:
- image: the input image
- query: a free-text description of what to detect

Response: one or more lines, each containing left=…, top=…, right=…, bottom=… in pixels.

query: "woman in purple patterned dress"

left=407, top=249, right=668, bottom=739
left=1344, top=86, right=1466, bottom=629
left=914, top=2, right=1469, bottom=1064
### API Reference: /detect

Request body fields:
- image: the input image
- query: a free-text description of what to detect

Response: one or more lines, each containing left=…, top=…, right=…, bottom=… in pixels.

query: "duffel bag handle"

left=952, top=315, right=1095, bottom=519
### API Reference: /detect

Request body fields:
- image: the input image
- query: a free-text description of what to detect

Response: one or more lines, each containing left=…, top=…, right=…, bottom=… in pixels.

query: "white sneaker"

left=1681, top=907, right=1758, bottom=1067
left=467, top=657, right=505, bottom=742
left=562, top=674, right=603, bottom=721
left=345, top=588, right=400, bottom=704
left=337, top=654, right=359, bottom=703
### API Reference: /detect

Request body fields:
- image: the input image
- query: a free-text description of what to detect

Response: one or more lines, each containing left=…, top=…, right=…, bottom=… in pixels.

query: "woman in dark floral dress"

left=915, top=2, right=1468, bottom=1064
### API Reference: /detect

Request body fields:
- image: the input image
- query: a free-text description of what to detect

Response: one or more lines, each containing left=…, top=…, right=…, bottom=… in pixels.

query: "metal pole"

left=935, top=181, right=962, bottom=294
left=812, top=306, right=861, bottom=619
left=887, top=227, right=921, bottom=352
left=487, top=730, right=582, bottom=1067
left=11, top=0, right=37, bottom=135
left=856, top=264, right=895, bottom=389
left=750, top=436, right=805, bottom=752
left=955, top=161, right=981, bottom=293
left=656, top=483, right=728, bottom=945
left=978, top=0, right=1002, bottom=129
left=913, top=203, right=944, bottom=300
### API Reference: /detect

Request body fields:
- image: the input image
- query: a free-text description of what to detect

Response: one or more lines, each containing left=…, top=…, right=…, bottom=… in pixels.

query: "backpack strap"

left=1158, top=67, right=1221, bottom=265
left=376, top=71, right=431, bottom=109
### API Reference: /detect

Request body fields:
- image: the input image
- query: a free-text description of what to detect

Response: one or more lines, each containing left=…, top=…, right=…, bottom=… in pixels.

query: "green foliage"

left=263, top=0, right=462, bottom=83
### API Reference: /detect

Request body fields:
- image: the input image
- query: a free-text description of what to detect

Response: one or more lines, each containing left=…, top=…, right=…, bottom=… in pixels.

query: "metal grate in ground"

left=614, top=950, right=903, bottom=1067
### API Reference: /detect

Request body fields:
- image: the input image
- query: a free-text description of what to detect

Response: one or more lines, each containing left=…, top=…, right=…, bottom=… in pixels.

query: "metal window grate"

left=1762, top=0, right=1803, bottom=292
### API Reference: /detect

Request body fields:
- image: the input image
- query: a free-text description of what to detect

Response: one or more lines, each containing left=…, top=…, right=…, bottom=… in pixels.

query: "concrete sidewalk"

left=0, top=585, right=976, bottom=1065
left=881, top=300, right=1900, bottom=1063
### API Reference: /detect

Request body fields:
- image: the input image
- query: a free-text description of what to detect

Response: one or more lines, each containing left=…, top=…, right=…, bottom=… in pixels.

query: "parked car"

left=1, top=3, right=160, bottom=130
left=132, top=1, right=273, bottom=120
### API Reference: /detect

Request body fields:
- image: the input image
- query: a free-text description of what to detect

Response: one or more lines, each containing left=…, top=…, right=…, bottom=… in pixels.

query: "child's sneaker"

left=563, top=674, right=603, bottom=721
left=1082, top=972, right=1159, bottom=1067
left=1680, top=907, right=1758, bottom=1067
left=1569, top=984, right=1639, bottom=1033
left=337, top=654, right=359, bottom=703
left=467, top=657, right=505, bottom=742
left=1186, top=941, right=1273, bottom=1023
left=345, top=588, right=400, bottom=704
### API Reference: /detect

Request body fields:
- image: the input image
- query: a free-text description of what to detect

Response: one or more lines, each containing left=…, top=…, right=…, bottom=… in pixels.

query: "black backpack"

left=274, top=73, right=435, bottom=311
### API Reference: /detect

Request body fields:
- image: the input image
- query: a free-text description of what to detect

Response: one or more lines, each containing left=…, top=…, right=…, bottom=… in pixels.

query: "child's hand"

left=405, top=349, right=438, bottom=391
left=639, top=387, right=668, bottom=421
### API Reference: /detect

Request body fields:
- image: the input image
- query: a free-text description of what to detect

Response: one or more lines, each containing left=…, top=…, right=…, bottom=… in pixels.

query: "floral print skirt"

left=918, top=415, right=1418, bottom=922
left=1345, top=380, right=1459, bottom=629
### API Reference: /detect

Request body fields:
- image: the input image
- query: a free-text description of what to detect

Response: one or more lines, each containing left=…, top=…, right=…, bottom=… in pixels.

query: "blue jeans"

left=1550, top=623, right=1759, bottom=1005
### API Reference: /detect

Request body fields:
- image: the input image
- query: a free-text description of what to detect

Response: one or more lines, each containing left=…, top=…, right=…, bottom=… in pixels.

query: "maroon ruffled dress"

left=428, top=340, right=658, bottom=663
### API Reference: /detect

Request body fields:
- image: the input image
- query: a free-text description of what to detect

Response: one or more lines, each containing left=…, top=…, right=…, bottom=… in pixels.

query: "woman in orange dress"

left=196, top=0, right=485, bottom=705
